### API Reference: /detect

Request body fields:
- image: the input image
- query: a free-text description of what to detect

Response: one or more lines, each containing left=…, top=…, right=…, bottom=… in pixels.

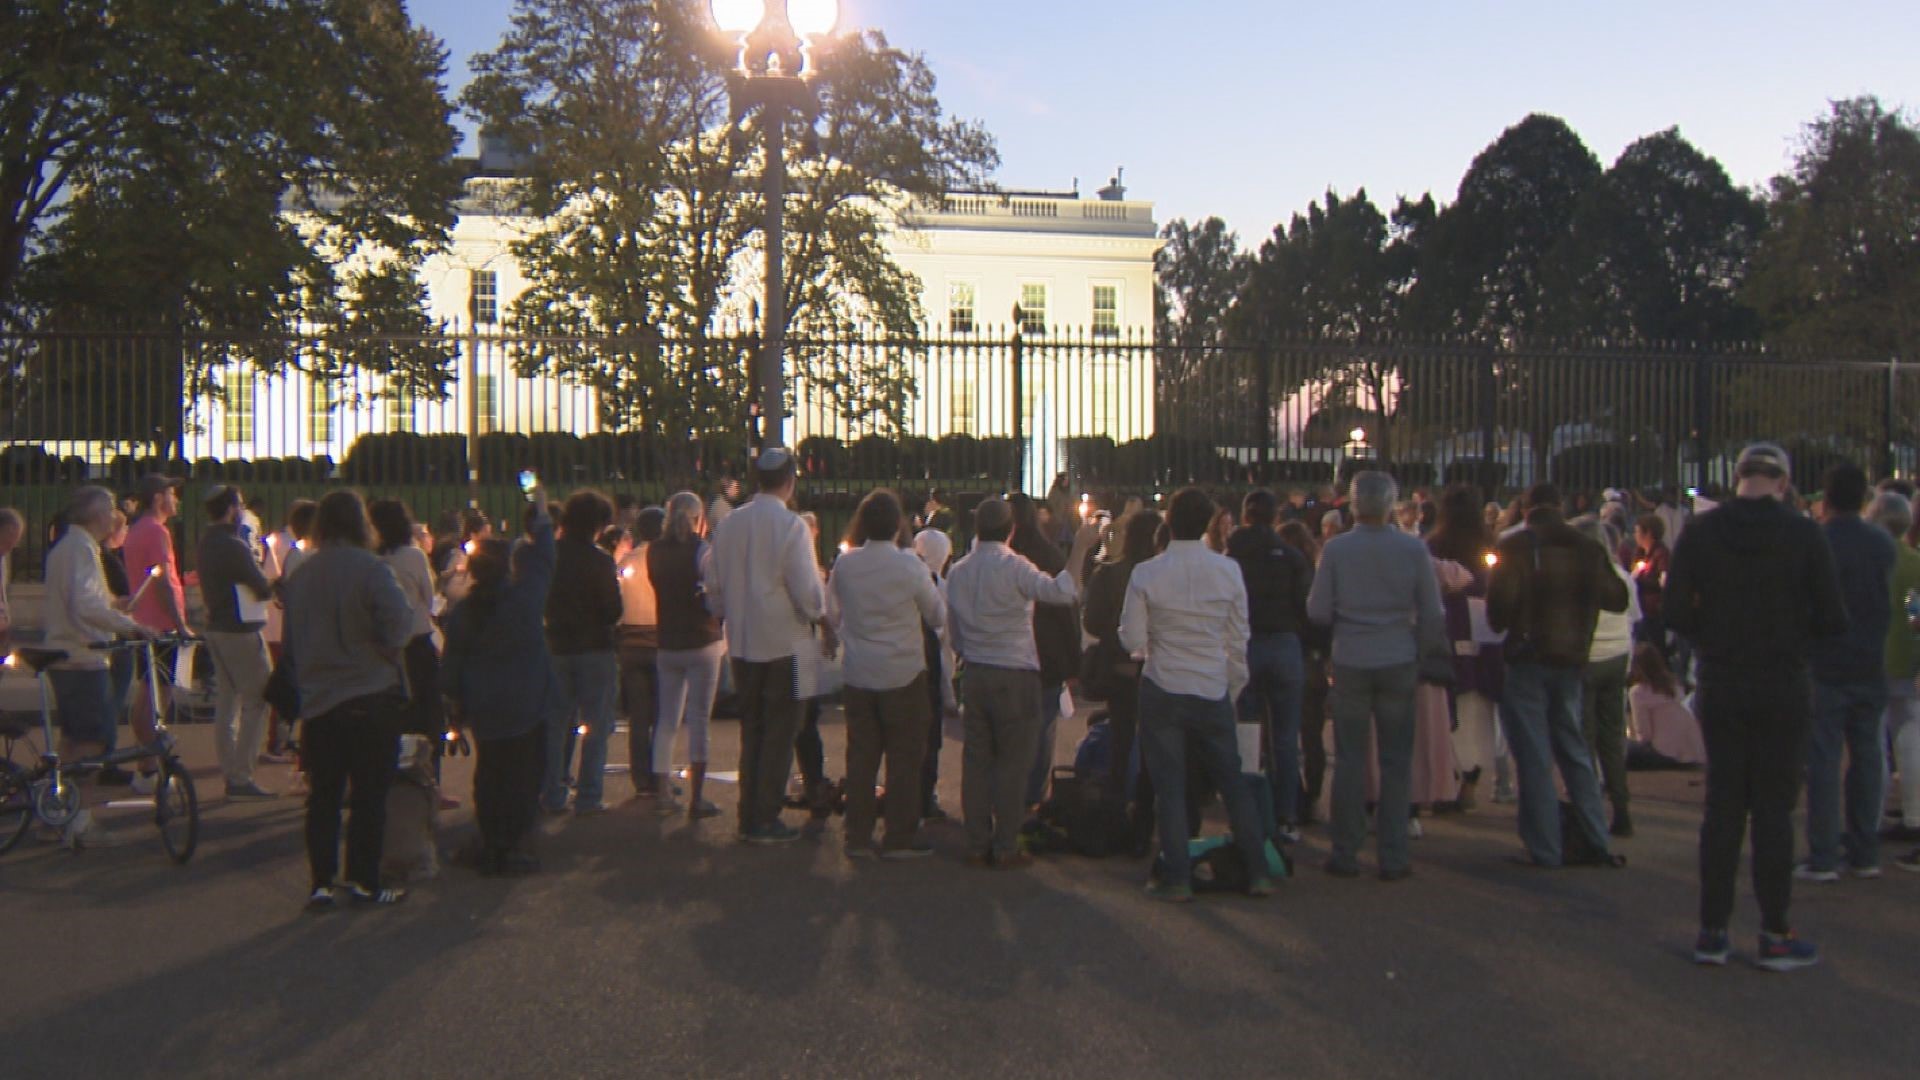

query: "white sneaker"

left=1849, top=864, right=1883, bottom=880
left=130, top=772, right=158, bottom=796
left=1792, top=863, right=1840, bottom=884
left=1407, top=818, right=1425, bottom=839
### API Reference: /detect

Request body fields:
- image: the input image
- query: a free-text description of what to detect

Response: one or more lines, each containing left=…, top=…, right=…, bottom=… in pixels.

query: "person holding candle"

left=1424, top=486, right=1503, bottom=813
left=648, top=492, right=726, bottom=820
left=543, top=491, right=624, bottom=815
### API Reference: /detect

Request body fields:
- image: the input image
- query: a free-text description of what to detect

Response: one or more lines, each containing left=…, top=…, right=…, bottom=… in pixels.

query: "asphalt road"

left=3, top=712, right=1917, bottom=1080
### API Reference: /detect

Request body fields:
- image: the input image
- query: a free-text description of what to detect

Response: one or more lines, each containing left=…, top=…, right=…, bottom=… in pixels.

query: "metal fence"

left=1, top=328, right=1913, bottom=575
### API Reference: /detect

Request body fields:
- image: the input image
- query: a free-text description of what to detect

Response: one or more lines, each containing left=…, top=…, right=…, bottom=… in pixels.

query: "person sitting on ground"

left=442, top=486, right=557, bottom=877
left=1626, top=644, right=1706, bottom=769
left=1120, top=488, right=1276, bottom=903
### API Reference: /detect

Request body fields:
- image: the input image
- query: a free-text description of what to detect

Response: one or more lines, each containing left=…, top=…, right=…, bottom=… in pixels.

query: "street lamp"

left=710, top=0, right=841, bottom=454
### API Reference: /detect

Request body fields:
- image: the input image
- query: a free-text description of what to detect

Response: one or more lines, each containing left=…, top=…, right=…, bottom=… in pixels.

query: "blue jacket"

left=1810, top=514, right=1894, bottom=684
left=442, top=513, right=561, bottom=740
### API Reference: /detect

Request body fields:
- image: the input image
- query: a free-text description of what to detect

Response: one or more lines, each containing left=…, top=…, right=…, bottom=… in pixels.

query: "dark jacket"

left=545, top=535, right=622, bottom=655
left=1081, top=558, right=1139, bottom=656
left=1665, top=496, right=1848, bottom=677
left=1487, top=508, right=1630, bottom=669
left=1226, top=524, right=1312, bottom=637
left=196, top=522, right=274, bottom=633
left=1633, top=541, right=1670, bottom=621
left=443, top=514, right=560, bottom=740
left=1809, top=514, right=1894, bottom=683
left=1014, top=528, right=1081, bottom=684
left=648, top=535, right=723, bottom=652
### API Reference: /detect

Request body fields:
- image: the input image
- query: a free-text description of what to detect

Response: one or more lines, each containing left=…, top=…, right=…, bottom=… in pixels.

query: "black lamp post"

left=709, top=0, right=839, bottom=452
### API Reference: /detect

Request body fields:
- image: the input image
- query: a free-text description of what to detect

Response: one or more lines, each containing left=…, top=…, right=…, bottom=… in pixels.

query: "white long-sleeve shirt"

left=44, top=528, right=143, bottom=671
left=944, top=540, right=1077, bottom=671
left=1119, top=539, right=1250, bottom=701
left=827, top=541, right=946, bottom=691
left=705, top=493, right=825, bottom=663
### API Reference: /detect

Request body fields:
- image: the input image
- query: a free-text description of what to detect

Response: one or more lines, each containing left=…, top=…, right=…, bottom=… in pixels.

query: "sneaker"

left=1896, top=849, right=1920, bottom=873
left=688, top=799, right=722, bottom=821
left=1407, top=818, right=1424, bottom=839
left=844, top=842, right=878, bottom=861
left=1792, top=863, right=1840, bottom=884
left=305, top=886, right=337, bottom=913
left=1755, top=932, right=1819, bottom=972
left=59, top=809, right=95, bottom=850
left=881, top=841, right=935, bottom=861
left=130, top=772, right=158, bottom=796
left=1693, top=929, right=1731, bottom=966
left=1246, top=876, right=1277, bottom=898
left=745, top=823, right=802, bottom=846
left=347, top=884, right=408, bottom=907
left=1848, top=863, right=1883, bottom=880
left=1145, top=881, right=1195, bottom=903
left=1273, top=825, right=1302, bottom=845
left=225, top=781, right=277, bottom=800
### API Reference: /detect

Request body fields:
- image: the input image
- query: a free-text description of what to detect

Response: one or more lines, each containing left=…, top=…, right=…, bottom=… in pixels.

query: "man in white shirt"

left=705, top=448, right=826, bottom=845
left=945, top=498, right=1097, bottom=867
left=827, top=490, right=946, bottom=859
left=42, top=487, right=151, bottom=846
left=1119, top=487, right=1275, bottom=902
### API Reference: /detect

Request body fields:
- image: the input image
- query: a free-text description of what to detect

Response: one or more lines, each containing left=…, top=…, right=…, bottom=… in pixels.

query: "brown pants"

left=843, top=674, right=932, bottom=850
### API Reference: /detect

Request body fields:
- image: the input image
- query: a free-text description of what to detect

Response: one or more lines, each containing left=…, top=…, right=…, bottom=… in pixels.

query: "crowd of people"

left=6, top=439, right=1918, bottom=971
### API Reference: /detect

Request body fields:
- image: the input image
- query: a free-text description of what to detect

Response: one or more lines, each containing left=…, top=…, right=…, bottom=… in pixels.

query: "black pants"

left=1582, top=654, right=1631, bottom=815
left=619, top=636, right=657, bottom=794
left=1300, top=651, right=1331, bottom=819
left=920, top=623, right=945, bottom=814
left=303, top=694, right=403, bottom=891
left=476, top=722, right=547, bottom=860
left=795, top=698, right=825, bottom=786
left=734, top=658, right=801, bottom=832
left=401, top=634, right=444, bottom=736
left=1698, top=670, right=1811, bottom=935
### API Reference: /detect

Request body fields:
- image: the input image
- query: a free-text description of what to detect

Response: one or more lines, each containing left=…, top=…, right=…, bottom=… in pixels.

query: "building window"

left=1019, top=283, right=1048, bottom=335
left=475, top=374, right=499, bottom=435
left=470, top=269, right=498, bottom=325
left=223, top=372, right=254, bottom=444
left=310, top=378, right=336, bottom=444
left=386, top=385, right=413, bottom=433
left=947, top=281, right=976, bottom=335
left=951, top=380, right=975, bottom=435
left=1092, top=284, right=1119, bottom=338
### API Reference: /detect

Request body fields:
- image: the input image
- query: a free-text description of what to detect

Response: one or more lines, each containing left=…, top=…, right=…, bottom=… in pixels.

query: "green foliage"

left=462, top=0, right=997, bottom=438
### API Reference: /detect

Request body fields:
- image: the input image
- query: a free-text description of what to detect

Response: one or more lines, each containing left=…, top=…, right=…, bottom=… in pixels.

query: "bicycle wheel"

left=154, top=757, right=198, bottom=864
left=0, top=760, right=32, bottom=855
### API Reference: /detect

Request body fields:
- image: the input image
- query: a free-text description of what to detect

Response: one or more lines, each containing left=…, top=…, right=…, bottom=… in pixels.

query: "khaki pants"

left=843, top=674, right=931, bottom=850
left=205, top=629, right=272, bottom=788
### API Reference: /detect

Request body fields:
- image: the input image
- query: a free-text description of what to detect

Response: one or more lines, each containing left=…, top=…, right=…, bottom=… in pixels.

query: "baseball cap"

left=134, top=473, right=184, bottom=499
left=1734, top=442, right=1791, bottom=479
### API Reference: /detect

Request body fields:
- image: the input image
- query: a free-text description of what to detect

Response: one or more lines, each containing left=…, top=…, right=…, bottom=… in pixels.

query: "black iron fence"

left=1, top=328, right=1913, bottom=575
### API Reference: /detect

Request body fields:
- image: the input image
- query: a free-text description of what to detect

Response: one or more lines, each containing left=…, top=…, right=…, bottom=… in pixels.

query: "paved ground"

left=3, top=711, right=1918, bottom=1080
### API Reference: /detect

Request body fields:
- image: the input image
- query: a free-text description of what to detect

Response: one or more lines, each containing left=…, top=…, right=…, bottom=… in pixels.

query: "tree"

left=1400, top=114, right=1603, bottom=475
left=1543, top=128, right=1765, bottom=345
left=462, top=0, right=996, bottom=443
left=1740, top=96, right=1920, bottom=458
left=1153, top=216, right=1251, bottom=437
left=1, top=1, right=464, bottom=450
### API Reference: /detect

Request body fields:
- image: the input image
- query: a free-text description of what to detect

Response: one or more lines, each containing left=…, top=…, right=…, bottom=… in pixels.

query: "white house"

left=185, top=171, right=1162, bottom=475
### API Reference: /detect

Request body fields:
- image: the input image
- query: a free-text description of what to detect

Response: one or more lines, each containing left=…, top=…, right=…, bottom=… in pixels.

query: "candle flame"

left=1483, top=552, right=1499, bottom=568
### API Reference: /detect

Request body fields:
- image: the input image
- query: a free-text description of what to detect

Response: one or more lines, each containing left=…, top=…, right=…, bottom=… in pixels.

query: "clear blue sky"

left=411, top=0, right=1918, bottom=243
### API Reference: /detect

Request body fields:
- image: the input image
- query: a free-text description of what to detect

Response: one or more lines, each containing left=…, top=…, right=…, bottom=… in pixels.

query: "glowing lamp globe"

left=1349, top=427, right=1367, bottom=443
left=711, top=0, right=765, bottom=33
left=787, top=0, right=840, bottom=36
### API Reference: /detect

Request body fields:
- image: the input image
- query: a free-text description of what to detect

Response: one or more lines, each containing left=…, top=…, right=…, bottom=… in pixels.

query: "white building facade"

left=185, top=179, right=1161, bottom=469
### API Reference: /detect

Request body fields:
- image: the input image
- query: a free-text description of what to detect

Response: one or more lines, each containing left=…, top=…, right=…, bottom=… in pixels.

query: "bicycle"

left=0, top=635, right=200, bottom=862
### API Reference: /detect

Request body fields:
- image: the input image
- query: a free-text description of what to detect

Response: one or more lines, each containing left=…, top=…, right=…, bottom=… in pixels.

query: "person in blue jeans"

left=1799, top=463, right=1894, bottom=882
left=542, top=490, right=624, bottom=814
left=1120, top=487, right=1274, bottom=903
left=1226, top=490, right=1312, bottom=841
left=1487, top=483, right=1629, bottom=868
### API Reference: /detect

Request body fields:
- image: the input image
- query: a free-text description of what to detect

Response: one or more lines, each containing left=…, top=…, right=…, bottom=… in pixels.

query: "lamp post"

left=710, top=0, right=840, bottom=453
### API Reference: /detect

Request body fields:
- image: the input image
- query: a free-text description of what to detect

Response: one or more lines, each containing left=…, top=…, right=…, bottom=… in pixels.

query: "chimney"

left=1097, top=167, right=1126, bottom=202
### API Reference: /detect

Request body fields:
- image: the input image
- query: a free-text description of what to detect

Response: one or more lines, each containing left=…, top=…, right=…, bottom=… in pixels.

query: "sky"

left=410, top=0, right=1919, bottom=244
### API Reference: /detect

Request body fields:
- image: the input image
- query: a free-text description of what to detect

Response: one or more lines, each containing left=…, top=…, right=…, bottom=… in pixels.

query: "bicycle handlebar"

left=88, top=633, right=201, bottom=652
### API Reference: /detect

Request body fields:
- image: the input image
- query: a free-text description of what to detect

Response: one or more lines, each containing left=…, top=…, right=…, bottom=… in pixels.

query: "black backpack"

left=1038, top=764, right=1132, bottom=858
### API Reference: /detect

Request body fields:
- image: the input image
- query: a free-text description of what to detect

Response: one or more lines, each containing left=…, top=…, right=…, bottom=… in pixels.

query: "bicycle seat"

left=14, top=648, right=69, bottom=673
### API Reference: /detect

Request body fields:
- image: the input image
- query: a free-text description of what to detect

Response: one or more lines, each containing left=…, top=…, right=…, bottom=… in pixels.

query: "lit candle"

left=575, top=724, right=588, bottom=736
left=620, top=565, right=635, bottom=579
left=1483, top=552, right=1499, bottom=568
left=463, top=540, right=477, bottom=556
left=442, top=730, right=456, bottom=743
left=1633, top=560, right=1648, bottom=575
left=837, top=541, right=852, bottom=555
